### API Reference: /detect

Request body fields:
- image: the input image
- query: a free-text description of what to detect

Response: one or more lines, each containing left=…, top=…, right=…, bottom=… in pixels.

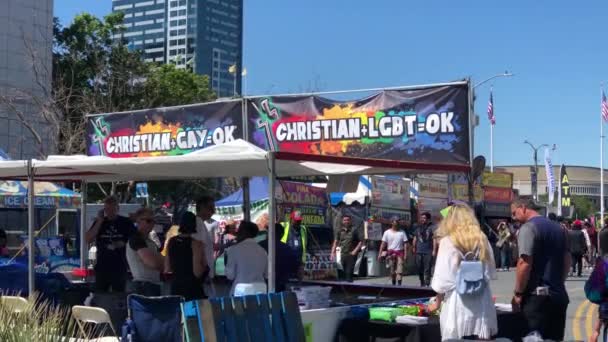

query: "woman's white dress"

left=431, top=237, right=498, bottom=340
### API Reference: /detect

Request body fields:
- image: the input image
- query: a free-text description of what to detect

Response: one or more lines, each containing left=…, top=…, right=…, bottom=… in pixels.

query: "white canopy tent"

left=0, top=139, right=469, bottom=294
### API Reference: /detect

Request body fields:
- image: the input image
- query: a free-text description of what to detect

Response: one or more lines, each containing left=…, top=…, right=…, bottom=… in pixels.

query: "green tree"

left=143, top=64, right=214, bottom=108
left=572, top=195, right=597, bottom=218
left=52, top=12, right=150, bottom=155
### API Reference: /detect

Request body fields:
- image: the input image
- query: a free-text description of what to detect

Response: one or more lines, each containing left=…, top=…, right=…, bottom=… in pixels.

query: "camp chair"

left=121, top=294, right=184, bottom=342
left=183, top=292, right=306, bottom=342
left=72, top=305, right=119, bottom=340
left=0, top=295, right=29, bottom=313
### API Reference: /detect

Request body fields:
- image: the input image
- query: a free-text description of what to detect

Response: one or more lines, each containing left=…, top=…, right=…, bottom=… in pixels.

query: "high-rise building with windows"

left=0, top=0, right=54, bottom=159
left=112, top=0, right=243, bottom=98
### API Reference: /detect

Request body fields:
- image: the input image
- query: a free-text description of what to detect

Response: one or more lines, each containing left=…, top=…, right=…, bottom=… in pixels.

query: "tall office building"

left=112, top=0, right=243, bottom=98
left=0, top=0, right=54, bottom=159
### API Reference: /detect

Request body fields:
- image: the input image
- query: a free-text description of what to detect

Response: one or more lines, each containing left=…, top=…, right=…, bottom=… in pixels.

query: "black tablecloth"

left=337, top=311, right=527, bottom=342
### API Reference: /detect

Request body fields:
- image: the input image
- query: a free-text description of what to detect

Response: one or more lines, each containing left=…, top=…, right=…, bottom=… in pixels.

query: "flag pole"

left=601, top=84, right=605, bottom=231
left=490, top=86, right=494, bottom=173
left=490, top=123, right=494, bottom=172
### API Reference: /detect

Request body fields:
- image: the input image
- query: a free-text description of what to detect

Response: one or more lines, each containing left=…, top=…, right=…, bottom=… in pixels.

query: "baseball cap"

left=290, top=211, right=303, bottom=221
left=573, top=219, right=583, bottom=227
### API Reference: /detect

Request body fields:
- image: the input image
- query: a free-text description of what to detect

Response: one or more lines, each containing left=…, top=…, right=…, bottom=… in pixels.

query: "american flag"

left=602, top=91, right=608, bottom=122
left=487, top=91, right=496, bottom=125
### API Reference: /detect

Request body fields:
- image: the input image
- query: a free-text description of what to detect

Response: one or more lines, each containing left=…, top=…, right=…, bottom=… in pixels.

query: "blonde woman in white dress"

left=427, top=204, right=498, bottom=341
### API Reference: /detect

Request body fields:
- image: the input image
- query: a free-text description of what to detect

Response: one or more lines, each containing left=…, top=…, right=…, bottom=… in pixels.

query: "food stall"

left=0, top=181, right=81, bottom=271
left=0, top=80, right=527, bottom=341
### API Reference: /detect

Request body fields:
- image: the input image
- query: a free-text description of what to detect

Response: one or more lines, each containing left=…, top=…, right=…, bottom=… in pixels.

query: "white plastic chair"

left=71, top=305, right=119, bottom=340
left=0, top=295, right=29, bottom=313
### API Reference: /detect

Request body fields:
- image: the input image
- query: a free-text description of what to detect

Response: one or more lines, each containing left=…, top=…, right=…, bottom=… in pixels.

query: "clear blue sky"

left=55, top=1, right=608, bottom=168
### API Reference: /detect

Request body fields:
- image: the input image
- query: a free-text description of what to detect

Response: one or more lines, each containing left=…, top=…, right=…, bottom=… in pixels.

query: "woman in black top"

left=164, top=212, right=208, bottom=301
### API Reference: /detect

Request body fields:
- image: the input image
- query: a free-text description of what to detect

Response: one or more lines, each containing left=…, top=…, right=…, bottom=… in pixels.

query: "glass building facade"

left=112, top=0, right=243, bottom=98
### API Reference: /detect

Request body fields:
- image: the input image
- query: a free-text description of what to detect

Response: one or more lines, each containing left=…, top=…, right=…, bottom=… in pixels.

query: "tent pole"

left=242, top=177, right=250, bottom=221
left=80, top=182, right=87, bottom=270
left=27, top=159, right=35, bottom=298
left=267, top=153, right=276, bottom=292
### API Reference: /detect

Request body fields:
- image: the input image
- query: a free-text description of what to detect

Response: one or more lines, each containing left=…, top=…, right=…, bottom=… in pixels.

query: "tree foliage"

left=52, top=13, right=150, bottom=154
left=2, top=12, right=221, bottom=205
left=143, top=64, right=214, bottom=108
left=572, top=195, right=597, bottom=219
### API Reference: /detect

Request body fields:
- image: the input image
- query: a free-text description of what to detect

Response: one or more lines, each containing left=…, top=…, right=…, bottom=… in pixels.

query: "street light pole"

left=474, top=71, right=514, bottom=89
left=524, top=140, right=552, bottom=201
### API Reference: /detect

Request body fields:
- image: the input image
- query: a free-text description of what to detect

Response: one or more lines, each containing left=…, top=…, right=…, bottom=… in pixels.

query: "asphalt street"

left=356, top=267, right=596, bottom=342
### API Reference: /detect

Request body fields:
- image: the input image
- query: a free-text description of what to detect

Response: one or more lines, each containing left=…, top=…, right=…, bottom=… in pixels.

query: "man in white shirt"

left=378, top=218, right=408, bottom=286
left=194, top=197, right=218, bottom=295
left=225, top=221, right=268, bottom=296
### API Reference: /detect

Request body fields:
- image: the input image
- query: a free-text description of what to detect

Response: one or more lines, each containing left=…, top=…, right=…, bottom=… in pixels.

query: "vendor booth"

left=0, top=181, right=81, bottom=269
left=214, top=176, right=334, bottom=280
left=0, top=81, right=527, bottom=341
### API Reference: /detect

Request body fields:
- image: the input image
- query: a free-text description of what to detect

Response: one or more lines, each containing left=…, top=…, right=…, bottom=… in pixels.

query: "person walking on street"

left=569, top=220, right=587, bottom=277
left=378, top=218, right=408, bottom=286
left=496, top=222, right=512, bottom=271
left=511, top=198, right=570, bottom=342
left=331, top=215, right=363, bottom=282
left=427, top=204, right=497, bottom=340
left=586, top=221, right=598, bottom=268
left=413, top=212, right=435, bottom=286
left=85, top=196, right=135, bottom=293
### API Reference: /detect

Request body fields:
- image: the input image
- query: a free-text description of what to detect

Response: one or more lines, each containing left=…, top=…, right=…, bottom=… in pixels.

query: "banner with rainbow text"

left=247, top=83, right=471, bottom=167
left=86, top=100, right=243, bottom=157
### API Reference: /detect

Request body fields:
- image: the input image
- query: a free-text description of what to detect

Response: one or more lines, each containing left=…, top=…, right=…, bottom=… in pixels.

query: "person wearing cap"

left=281, top=211, right=309, bottom=278
left=511, top=197, right=570, bottom=342
left=568, top=220, right=587, bottom=277
left=126, top=208, right=164, bottom=296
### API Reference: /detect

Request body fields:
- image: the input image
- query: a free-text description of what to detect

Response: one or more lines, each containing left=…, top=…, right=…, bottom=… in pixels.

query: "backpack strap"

left=459, top=243, right=480, bottom=261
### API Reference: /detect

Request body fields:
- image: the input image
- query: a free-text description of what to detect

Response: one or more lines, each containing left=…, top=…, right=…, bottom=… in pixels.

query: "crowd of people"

left=86, top=195, right=304, bottom=300
left=421, top=198, right=572, bottom=341
left=82, top=192, right=608, bottom=341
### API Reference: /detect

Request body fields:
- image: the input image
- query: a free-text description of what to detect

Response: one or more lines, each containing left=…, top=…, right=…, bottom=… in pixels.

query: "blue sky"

left=55, top=1, right=608, bottom=168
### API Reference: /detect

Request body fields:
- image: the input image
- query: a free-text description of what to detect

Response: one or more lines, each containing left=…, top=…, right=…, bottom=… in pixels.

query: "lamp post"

left=474, top=71, right=514, bottom=89
left=524, top=140, right=555, bottom=201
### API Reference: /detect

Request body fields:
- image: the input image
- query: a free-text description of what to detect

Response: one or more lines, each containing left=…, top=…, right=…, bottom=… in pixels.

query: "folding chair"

left=183, top=292, right=306, bottom=342
left=72, top=305, right=119, bottom=341
left=122, top=294, right=184, bottom=342
left=0, top=295, right=29, bottom=313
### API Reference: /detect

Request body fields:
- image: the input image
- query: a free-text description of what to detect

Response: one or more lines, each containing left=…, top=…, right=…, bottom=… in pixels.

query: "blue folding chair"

left=182, top=292, right=305, bottom=342
left=122, top=294, right=184, bottom=342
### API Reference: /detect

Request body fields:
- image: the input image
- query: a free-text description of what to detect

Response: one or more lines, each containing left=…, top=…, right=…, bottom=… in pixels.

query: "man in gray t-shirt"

left=511, top=198, right=570, bottom=342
